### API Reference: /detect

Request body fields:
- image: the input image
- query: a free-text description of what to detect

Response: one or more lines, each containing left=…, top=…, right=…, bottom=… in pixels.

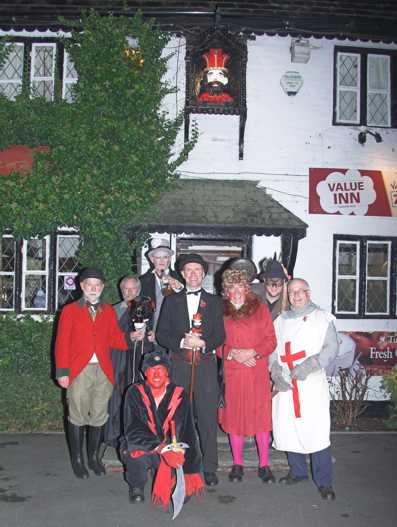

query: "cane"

left=189, top=348, right=197, bottom=402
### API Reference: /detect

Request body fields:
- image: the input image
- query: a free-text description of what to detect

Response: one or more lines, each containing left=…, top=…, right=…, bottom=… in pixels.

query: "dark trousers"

left=125, top=453, right=160, bottom=489
left=287, top=446, right=333, bottom=488
left=171, top=354, right=218, bottom=473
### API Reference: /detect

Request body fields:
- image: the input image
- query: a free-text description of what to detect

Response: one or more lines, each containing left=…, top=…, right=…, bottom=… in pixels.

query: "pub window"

left=22, top=237, right=50, bottom=311
left=334, top=47, right=396, bottom=128
left=333, top=235, right=396, bottom=318
left=0, top=235, right=16, bottom=311
left=0, top=40, right=78, bottom=103
left=0, top=231, right=81, bottom=314
left=0, top=43, right=24, bottom=100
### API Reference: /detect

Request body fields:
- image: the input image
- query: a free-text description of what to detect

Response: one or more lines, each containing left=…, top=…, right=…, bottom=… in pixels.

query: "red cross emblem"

left=280, top=341, right=306, bottom=418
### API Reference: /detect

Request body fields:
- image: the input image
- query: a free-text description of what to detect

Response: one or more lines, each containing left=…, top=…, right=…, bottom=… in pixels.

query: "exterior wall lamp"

left=290, top=38, right=311, bottom=64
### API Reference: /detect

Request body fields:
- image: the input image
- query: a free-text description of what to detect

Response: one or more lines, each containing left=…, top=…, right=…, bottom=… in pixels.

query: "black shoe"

left=68, top=423, right=89, bottom=479
left=319, top=486, right=336, bottom=501
left=204, top=471, right=219, bottom=486
left=228, top=465, right=244, bottom=482
left=258, top=466, right=275, bottom=483
left=279, top=471, right=308, bottom=485
left=87, top=426, right=106, bottom=476
left=129, top=487, right=145, bottom=503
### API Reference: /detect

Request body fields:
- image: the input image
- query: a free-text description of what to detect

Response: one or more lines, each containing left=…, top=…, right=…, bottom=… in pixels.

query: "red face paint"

left=146, top=365, right=169, bottom=397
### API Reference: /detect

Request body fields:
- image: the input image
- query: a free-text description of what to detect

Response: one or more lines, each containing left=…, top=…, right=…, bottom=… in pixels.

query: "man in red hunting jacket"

left=55, top=267, right=131, bottom=479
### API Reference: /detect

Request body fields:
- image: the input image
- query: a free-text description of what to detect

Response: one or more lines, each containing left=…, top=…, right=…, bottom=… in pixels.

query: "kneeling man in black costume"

left=120, top=350, right=204, bottom=510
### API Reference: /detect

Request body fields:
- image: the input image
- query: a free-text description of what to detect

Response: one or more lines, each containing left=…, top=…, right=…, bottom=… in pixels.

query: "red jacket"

left=55, top=300, right=128, bottom=384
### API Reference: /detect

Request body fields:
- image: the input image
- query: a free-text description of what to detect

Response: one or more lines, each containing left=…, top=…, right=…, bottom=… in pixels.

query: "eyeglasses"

left=288, top=288, right=309, bottom=297
left=266, top=281, right=283, bottom=288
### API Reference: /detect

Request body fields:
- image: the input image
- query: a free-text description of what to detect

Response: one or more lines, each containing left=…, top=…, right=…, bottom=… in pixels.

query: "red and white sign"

left=309, top=168, right=397, bottom=217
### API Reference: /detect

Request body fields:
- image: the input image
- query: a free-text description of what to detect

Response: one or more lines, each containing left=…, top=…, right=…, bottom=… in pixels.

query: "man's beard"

left=206, top=82, right=227, bottom=95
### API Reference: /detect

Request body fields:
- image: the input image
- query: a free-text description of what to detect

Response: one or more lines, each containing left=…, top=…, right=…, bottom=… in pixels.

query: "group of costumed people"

left=55, top=251, right=339, bottom=518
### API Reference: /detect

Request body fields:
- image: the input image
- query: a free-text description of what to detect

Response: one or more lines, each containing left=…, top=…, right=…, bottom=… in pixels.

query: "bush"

left=0, top=315, right=63, bottom=431
left=330, top=367, right=371, bottom=429
left=382, top=366, right=397, bottom=426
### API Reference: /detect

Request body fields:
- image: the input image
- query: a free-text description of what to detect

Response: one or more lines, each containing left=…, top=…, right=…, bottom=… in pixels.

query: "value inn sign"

left=309, top=168, right=397, bottom=217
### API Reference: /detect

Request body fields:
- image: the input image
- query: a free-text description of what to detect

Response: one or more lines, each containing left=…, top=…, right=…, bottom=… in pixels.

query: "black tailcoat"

left=156, top=289, right=225, bottom=472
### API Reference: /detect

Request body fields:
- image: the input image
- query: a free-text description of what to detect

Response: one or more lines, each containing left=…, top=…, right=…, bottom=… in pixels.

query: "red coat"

left=218, top=303, right=276, bottom=436
left=55, top=301, right=128, bottom=384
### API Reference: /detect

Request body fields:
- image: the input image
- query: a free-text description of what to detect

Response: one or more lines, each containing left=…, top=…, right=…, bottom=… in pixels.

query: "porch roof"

left=135, top=179, right=307, bottom=239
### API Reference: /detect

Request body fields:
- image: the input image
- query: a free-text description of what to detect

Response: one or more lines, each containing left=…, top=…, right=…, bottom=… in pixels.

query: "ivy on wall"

left=0, top=10, right=196, bottom=301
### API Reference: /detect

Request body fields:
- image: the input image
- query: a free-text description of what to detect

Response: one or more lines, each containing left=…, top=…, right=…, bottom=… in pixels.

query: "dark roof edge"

left=0, top=10, right=396, bottom=43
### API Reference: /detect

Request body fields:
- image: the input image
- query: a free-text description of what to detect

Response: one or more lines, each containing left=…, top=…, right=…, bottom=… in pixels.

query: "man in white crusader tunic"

left=270, top=278, right=338, bottom=501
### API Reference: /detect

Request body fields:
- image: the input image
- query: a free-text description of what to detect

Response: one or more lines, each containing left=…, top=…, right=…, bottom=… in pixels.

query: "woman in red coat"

left=218, top=269, right=277, bottom=483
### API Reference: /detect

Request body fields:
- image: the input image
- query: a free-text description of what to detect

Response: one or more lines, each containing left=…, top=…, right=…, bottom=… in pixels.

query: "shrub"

left=330, top=367, right=371, bottom=429
left=0, top=315, right=63, bottom=431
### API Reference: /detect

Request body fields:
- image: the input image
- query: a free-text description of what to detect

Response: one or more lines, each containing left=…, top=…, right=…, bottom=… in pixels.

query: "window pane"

left=26, top=239, right=47, bottom=271
left=0, top=276, right=14, bottom=309
left=339, top=55, right=359, bottom=87
left=0, top=43, right=24, bottom=100
left=339, top=91, right=358, bottom=121
left=57, top=275, right=78, bottom=307
left=367, top=243, right=388, bottom=277
left=367, top=54, right=390, bottom=127
left=366, top=280, right=387, bottom=314
left=24, top=276, right=47, bottom=309
left=58, top=236, right=80, bottom=272
left=338, top=243, right=357, bottom=275
left=31, top=44, right=55, bottom=101
left=368, top=55, right=389, bottom=90
left=1, top=237, right=15, bottom=272
left=337, top=279, right=357, bottom=313
left=368, top=93, right=389, bottom=126
left=33, top=46, right=54, bottom=77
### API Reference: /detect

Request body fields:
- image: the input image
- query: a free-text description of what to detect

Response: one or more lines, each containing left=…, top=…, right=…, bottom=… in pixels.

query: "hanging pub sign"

left=184, top=28, right=247, bottom=159
left=309, top=168, right=397, bottom=217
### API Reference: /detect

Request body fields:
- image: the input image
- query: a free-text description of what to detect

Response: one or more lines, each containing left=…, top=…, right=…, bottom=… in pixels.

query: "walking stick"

left=189, top=348, right=197, bottom=402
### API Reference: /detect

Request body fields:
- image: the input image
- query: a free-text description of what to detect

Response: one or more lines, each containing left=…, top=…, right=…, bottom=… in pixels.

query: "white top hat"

left=147, top=238, right=174, bottom=258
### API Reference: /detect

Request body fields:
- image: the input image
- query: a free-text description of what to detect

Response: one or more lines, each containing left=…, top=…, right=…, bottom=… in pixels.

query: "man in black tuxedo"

left=156, top=253, right=225, bottom=487
left=139, top=238, right=183, bottom=331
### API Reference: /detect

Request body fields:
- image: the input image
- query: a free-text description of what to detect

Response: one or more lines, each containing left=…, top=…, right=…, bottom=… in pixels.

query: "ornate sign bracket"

left=184, top=28, right=247, bottom=160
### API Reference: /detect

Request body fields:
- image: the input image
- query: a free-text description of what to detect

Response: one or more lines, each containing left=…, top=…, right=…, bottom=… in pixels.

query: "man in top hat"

left=156, top=254, right=225, bottom=486
left=252, top=258, right=289, bottom=320
left=139, top=238, right=183, bottom=331
left=55, top=267, right=133, bottom=480
left=121, top=349, right=203, bottom=506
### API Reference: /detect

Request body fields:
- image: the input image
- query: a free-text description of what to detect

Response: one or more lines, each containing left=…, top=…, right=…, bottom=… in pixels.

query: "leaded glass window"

left=334, top=47, right=394, bottom=128
left=334, top=236, right=396, bottom=318
left=0, top=235, right=16, bottom=310
left=365, top=241, right=390, bottom=315
left=0, top=43, right=24, bottom=100
left=335, top=241, right=360, bottom=314
left=22, top=237, right=49, bottom=310
left=30, top=43, right=56, bottom=101
left=56, top=234, right=80, bottom=307
left=336, top=53, right=360, bottom=124
left=62, top=51, right=78, bottom=103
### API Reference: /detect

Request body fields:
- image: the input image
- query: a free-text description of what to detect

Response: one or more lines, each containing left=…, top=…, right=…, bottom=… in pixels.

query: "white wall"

left=167, top=34, right=397, bottom=334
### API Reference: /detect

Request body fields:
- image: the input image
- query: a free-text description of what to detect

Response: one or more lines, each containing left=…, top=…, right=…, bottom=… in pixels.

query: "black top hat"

left=79, top=267, right=105, bottom=282
left=142, top=350, right=171, bottom=373
left=262, top=260, right=286, bottom=281
left=178, top=253, right=209, bottom=274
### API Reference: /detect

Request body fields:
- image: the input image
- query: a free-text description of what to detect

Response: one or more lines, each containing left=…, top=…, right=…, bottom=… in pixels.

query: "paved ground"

left=0, top=432, right=396, bottom=527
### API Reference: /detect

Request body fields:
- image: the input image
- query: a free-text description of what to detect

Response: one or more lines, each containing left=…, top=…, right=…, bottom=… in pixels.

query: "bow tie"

left=186, top=289, right=202, bottom=296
